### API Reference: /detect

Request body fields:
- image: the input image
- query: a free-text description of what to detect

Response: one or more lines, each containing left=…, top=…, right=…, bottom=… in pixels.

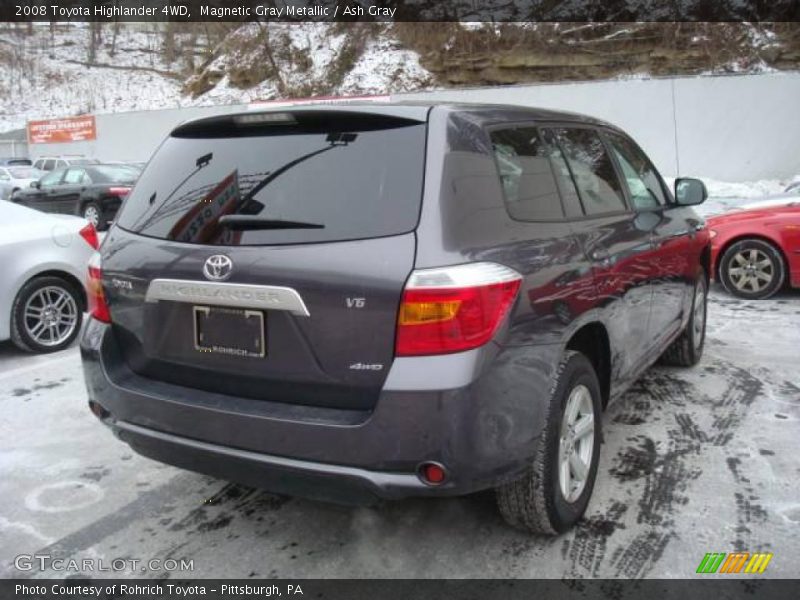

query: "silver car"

left=0, top=166, right=44, bottom=200
left=0, top=201, right=97, bottom=353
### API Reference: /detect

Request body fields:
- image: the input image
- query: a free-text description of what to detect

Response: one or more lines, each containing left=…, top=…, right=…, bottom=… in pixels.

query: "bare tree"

left=88, top=22, right=103, bottom=64
left=255, top=21, right=286, bottom=94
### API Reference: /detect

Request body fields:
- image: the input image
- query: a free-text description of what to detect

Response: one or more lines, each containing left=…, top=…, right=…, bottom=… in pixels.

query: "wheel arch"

left=77, top=195, right=97, bottom=215
left=565, top=322, right=611, bottom=409
left=699, top=243, right=711, bottom=283
left=19, top=269, right=87, bottom=311
left=714, top=233, right=788, bottom=280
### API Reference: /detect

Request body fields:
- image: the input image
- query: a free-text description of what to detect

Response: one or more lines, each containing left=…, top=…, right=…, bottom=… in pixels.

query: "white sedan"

left=0, top=202, right=98, bottom=353
left=0, top=165, right=43, bottom=200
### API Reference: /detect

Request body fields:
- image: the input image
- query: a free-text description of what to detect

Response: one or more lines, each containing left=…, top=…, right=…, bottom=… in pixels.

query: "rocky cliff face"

left=183, top=22, right=800, bottom=95
left=396, top=23, right=800, bottom=86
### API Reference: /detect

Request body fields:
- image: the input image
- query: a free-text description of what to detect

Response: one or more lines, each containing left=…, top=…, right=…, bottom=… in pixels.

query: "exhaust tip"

left=88, top=401, right=110, bottom=420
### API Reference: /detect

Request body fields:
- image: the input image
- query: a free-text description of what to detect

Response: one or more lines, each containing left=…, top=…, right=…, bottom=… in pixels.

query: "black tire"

left=661, top=273, right=707, bottom=367
left=10, top=276, right=84, bottom=354
left=718, top=238, right=785, bottom=300
left=496, top=350, right=602, bottom=535
left=81, top=201, right=105, bottom=230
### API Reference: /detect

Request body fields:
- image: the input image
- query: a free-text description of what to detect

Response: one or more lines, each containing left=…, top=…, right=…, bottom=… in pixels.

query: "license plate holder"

left=194, top=305, right=265, bottom=358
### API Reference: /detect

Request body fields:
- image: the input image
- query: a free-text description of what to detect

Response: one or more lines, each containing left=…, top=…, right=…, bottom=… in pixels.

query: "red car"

left=706, top=199, right=800, bottom=299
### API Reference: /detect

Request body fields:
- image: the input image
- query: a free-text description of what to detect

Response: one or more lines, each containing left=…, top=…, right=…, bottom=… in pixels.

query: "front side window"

left=40, top=170, right=63, bottom=187
left=552, top=128, right=627, bottom=216
left=605, top=132, right=666, bottom=210
left=43, top=159, right=55, bottom=171
left=63, top=168, right=87, bottom=185
left=489, top=127, right=566, bottom=221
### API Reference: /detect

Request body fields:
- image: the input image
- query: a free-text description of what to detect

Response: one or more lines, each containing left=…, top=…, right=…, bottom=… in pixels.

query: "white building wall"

left=397, top=72, right=800, bottom=181
left=28, top=103, right=250, bottom=164
left=26, top=72, right=800, bottom=182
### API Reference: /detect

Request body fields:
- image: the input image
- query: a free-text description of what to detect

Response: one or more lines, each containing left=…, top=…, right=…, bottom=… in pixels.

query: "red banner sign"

left=27, top=115, right=97, bottom=144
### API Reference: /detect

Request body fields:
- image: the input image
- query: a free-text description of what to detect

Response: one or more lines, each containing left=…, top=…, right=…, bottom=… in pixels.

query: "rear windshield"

left=116, top=115, right=426, bottom=246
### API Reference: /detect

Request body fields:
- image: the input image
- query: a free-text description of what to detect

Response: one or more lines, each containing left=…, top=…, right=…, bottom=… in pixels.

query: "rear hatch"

left=103, top=108, right=429, bottom=410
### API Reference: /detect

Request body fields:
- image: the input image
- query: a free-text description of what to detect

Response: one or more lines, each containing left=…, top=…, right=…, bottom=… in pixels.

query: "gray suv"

left=81, top=104, right=711, bottom=534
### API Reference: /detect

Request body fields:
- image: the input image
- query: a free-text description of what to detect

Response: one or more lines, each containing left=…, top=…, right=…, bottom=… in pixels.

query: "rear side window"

left=43, top=159, right=55, bottom=171
left=117, top=114, right=426, bottom=245
left=489, top=127, right=565, bottom=221
left=551, top=128, right=627, bottom=216
left=604, top=132, right=666, bottom=210
left=87, top=165, right=138, bottom=183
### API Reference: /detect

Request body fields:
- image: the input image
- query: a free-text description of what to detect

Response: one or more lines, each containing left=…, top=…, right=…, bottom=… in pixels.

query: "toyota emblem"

left=203, top=255, right=233, bottom=281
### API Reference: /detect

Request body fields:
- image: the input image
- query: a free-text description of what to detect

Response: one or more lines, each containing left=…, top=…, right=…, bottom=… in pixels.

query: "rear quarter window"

left=117, top=115, right=427, bottom=246
left=489, top=127, right=566, bottom=221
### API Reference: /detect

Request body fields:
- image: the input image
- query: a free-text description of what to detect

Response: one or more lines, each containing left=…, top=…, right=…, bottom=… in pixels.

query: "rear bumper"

left=113, top=420, right=430, bottom=504
left=81, top=319, right=558, bottom=503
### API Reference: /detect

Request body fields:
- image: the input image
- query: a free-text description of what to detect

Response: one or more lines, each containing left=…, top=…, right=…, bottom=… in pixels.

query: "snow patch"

left=340, top=38, right=431, bottom=94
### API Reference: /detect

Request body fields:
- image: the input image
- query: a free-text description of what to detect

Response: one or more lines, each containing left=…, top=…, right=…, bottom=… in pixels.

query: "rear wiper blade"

left=217, top=215, right=325, bottom=230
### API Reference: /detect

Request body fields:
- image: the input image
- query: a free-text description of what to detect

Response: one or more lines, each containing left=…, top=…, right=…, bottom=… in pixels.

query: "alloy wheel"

left=727, top=249, right=773, bottom=293
left=83, top=205, right=100, bottom=227
left=558, top=384, right=595, bottom=503
left=693, top=282, right=706, bottom=351
left=23, top=286, right=79, bottom=347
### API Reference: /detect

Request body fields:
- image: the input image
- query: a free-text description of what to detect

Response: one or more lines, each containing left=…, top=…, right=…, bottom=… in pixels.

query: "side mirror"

left=674, top=177, right=707, bottom=206
left=30, top=181, right=40, bottom=189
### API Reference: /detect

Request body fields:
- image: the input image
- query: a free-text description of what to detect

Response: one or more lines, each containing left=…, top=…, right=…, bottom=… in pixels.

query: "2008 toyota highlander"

left=80, top=103, right=711, bottom=534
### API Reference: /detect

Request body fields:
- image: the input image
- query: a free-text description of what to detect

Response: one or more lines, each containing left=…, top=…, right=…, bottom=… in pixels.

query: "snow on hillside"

left=0, top=25, right=183, bottom=131
left=0, top=23, right=431, bottom=132
left=184, top=23, right=430, bottom=106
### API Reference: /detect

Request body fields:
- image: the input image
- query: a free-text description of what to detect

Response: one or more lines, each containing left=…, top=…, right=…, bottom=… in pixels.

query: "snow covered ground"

left=2, top=286, right=798, bottom=578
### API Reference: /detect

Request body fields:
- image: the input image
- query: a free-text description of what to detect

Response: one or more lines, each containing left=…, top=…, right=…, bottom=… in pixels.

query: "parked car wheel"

left=719, top=238, right=786, bottom=300
left=82, top=202, right=103, bottom=230
left=661, top=273, right=707, bottom=367
left=496, top=350, right=601, bottom=535
left=719, top=238, right=785, bottom=300
left=10, top=276, right=84, bottom=353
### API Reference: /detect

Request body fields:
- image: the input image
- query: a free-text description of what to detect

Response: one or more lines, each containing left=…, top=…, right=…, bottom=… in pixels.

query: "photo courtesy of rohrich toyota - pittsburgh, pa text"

left=0, top=1, right=798, bottom=599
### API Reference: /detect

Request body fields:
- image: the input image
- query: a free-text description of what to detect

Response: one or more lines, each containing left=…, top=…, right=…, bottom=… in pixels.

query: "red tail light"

left=79, top=223, right=99, bottom=250
left=87, top=255, right=111, bottom=323
left=108, top=186, right=131, bottom=197
left=395, top=262, right=522, bottom=356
